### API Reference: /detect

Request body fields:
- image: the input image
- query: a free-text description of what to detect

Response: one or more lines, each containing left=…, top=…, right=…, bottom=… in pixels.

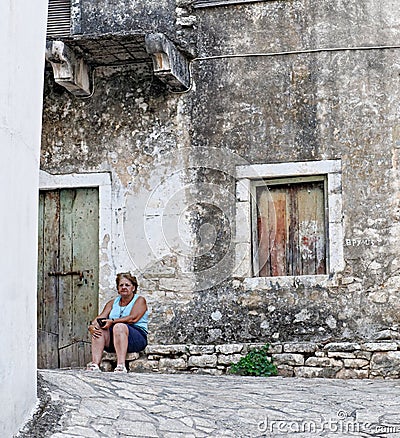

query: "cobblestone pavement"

left=21, top=370, right=400, bottom=437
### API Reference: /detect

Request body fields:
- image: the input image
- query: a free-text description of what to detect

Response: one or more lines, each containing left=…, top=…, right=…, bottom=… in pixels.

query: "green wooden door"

left=37, top=188, right=99, bottom=368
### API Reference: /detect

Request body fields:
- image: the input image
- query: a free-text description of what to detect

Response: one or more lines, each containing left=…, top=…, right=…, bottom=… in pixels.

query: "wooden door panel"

left=37, top=191, right=60, bottom=368
left=38, top=188, right=99, bottom=368
left=41, top=191, right=60, bottom=334
left=71, top=188, right=99, bottom=345
left=58, top=188, right=99, bottom=366
left=59, top=341, right=92, bottom=369
left=58, top=189, right=74, bottom=355
left=37, top=331, right=58, bottom=369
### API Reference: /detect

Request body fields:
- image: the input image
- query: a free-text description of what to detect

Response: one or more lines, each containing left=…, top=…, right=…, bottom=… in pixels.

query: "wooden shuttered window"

left=47, top=0, right=71, bottom=38
left=254, top=178, right=327, bottom=277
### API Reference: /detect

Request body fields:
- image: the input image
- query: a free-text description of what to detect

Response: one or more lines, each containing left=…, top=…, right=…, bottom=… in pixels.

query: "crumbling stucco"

left=41, top=0, right=400, bottom=345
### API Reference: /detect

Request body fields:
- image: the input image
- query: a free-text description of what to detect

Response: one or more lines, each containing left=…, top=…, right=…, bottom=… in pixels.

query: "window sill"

left=240, top=275, right=337, bottom=290
left=193, top=0, right=273, bottom=8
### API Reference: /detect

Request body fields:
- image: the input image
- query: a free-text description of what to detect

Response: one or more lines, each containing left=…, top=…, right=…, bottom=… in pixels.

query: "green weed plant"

left=229, top=344, right=277, bottom=377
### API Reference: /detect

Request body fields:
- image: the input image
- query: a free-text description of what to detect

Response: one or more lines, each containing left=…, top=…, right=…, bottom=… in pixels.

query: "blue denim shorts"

left=105, top=324, right=147, bottom=353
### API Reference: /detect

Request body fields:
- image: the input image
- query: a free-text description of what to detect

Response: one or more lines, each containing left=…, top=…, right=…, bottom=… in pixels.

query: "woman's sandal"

left=86, top=362, right=101, bottom=371
left=114, top=364, right=127, bottom=373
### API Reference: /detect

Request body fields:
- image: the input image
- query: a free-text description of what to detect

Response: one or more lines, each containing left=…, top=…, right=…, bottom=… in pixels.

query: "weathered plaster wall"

left=79, top=0, right=175, bottom=35
left=186, top=0, right=400, bottom=344
left=41, top=0, right=400, bottom=346
left=76, top=0, right=196, bottom=56
left=0, top=0, right=48, bottom=436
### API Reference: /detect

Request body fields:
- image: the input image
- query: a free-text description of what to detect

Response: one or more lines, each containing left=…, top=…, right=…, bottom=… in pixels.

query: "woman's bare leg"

left=91, top=329, right=110, bottom=365
left=112, top=323, right=129, bottom=365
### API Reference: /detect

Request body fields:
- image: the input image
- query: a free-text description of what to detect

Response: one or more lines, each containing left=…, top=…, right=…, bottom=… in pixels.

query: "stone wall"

left=41, top=1, right=400, bottom=349
left=101, top=334, right=400, bottom=379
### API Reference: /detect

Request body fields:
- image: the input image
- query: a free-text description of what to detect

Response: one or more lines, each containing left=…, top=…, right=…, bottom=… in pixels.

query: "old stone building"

left=39, top=0, right=400, bottom=377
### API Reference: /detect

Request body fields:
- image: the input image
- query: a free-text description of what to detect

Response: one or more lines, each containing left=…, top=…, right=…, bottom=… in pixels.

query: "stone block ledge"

left=100, top=340, right=400, bottom=378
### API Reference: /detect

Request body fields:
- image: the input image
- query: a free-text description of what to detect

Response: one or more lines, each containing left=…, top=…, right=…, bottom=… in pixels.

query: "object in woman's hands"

left=97, top=318, right=107, bottom=327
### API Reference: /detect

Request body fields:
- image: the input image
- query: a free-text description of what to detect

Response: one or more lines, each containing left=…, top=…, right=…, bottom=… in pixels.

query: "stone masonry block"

left=267, top=344, right=283, bottom=354
left=147, top=355, right=161, bottom=360
left=272, top=353, right=304, bottom=366
left=370, top=351, right=400, bottom=377
left=336, top=369, right=369, bottom=379
left=243, top=343, right=271, bottom=353
left=188, top=345, right=215, bottom=355
left=236, top=179, right=251, bottom=202
left=215, top=344, right=244, bottom=354
left=217, top=353, right=243, bottom=365
left=361, top=342, right=398, bottom=352
left=242, top=343, right=282, bottom=354
left=188, top=354, right=218, bottom=368
left=235, top=202, right=251, bottom=243
left=129, top=358, right=159, bottom=373
left=305, top=357, right=343, bottom=368
left=277, top=365, right=294, bottom=377
left=323, top=342, right=361, bottom=351
left=376, top=329, right=400, bottom=340
left=327, top=352, right=356, bottom=359
left=159, top=358, right=187, bottom=370
left=145, top=345, right=188, bottom=355
left=126, top=353, right=140, bottom=361
left=233, top=242, right=252, bottom=278
left=101, top=352, right=116, bottom=361
left=295, top=366, right=338, bottom=378
left=101, top=352, right=138, bottom=361
left=343, top=359, right=369, bottom=369
left=101, top=352, right=139, bottom=362
left=100, top=352, right=140, bottom=372
left=283, top=342, right=318, bottom=353
left=101, top=362, right=113, bottom=372
left=355, top=351, right=372, bottom=360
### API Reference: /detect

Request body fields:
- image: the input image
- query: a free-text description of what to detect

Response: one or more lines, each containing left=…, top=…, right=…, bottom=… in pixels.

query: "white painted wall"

left=0, top=1, right=48, bottom=436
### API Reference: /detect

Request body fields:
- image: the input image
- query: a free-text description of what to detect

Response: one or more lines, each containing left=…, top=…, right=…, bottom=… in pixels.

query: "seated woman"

left=87, top=272, right=148, bottom=373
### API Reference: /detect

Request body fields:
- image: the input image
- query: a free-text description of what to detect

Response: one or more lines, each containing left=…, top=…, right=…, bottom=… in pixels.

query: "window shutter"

left=256, top=180, right=326, bottom=277
left=47, top=0, right=71, bottom=38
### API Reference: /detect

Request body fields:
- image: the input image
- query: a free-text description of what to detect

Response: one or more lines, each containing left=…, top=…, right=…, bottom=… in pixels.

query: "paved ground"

left=18, top=370, right=400, bottom=437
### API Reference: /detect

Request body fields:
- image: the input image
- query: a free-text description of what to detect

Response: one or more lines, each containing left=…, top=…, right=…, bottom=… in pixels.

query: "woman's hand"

left=88, top=324, right=103, bottom=339
left=102, top=319, right=114, bottom=329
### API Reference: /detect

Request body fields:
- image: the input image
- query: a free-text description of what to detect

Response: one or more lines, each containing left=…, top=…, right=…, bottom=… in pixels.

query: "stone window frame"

left=39, top=170, right=112, bottom=301
left=252, top=175, right=328, bottom=277
left=193, top=0, right=274, bottom=8
left=234, top=160, right=344, bottom=288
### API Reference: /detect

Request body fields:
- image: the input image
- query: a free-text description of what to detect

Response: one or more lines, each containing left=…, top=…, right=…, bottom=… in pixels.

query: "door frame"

left=39, top=170, right=112, bottom=305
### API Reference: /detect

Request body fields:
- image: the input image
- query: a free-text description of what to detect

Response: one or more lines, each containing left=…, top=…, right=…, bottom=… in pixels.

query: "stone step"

left=100, top=352, right=140, bottom=371
left=98, top=341, right=400, bottom=378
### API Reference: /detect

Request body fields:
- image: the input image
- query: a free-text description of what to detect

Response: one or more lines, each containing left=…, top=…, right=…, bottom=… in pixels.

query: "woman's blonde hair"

left=116, top=272, right=138, bottom=293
